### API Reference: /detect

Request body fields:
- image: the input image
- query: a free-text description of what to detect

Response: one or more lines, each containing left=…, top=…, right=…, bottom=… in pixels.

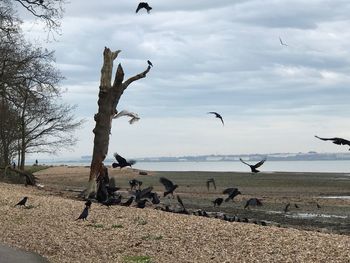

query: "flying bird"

left=15, top=197, right=28, bottom=207
left=147, top=60, right=153, bottom=67
left=112, top=153, right=136, bottom=169
left=244, top=198, right=263, bottom=209
left=76, top=206, right=89, bottom=221
left=212, top=198, right=224, bottom=207
left=239, top=158, right=266, bottom=173
left=159, top=177, right=178, bottom=197
left=136, top=2, right=152, bottom=13
left=279, top=37, right=288, bottom=46
left=207, top=112, right=224, bottom=126
left=223, top=188, right=241, bottom=202
left=206, top=178, right=216, bottom=191
left=114, top=110, right=140, bottom=125
left=316, top=203, right=321, bottom=209
left=294, top=203, right=299, bottom=209
left=315, top=135, right=350, bottom=150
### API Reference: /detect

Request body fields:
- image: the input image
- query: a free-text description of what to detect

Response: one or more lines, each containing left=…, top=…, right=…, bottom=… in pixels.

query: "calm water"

left=41, top=160, right=350, bottom=173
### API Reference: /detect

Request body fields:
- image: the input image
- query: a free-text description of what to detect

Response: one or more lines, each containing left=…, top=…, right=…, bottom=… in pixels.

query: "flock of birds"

left=13, top=2, right=348, bottom=228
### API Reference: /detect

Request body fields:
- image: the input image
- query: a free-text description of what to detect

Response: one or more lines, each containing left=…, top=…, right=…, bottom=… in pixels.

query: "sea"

left=36, top=160, right=350, bottom=173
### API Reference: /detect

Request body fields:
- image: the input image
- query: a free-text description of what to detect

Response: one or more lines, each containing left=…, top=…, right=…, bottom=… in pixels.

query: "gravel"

left=0, top=182, right=349, bottom=263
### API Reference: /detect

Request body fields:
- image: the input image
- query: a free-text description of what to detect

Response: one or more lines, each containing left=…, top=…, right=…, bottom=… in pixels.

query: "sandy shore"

left=0, top=180, right=349, bottom=263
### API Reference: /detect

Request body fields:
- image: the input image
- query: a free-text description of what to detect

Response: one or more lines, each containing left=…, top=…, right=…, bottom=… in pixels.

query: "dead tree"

left=87, top=47, right=151, bottom=196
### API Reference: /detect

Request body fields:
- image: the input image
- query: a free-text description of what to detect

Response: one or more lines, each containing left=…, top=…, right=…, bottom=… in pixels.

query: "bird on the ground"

left=279, top=37, right=288, bottom=46
left=315, top=135, right=350, bottom=150
left=85, top=199, right=92, bottom=209
left=15, top=197, right=28, bottom=207
left=284, top=203, right=290, bottom=213
left=149, top=192, right=160, bottom=204
left=76, top=206, right=89, bottom=221
left=136, top=2, right=152, bottom=13
left=102, top=196, right=122, bottom=207
left=120, top=196, right=134, bottom=207
left=239, top=158, right=266, bottom=173
left=129, top=179, right=142, bottom=190
left=136, top=199, right=149, bottom=208
left=207, top=112, right=224, bottom=126
left=147, top=60, right=153, bottom=67
left=244, top=198, right=263, bottom=209
left=206, top=178, right=216, bottom=191
left=134, top=186, right=153, bottom=201
left=114, top=110, right=140, bottom=125
left=212, top=197, right=224, bottom=207
left=223, top=188, right=241, bottom=202
left=159, top=177, right=178, bottom=197
left=112, top=153, right=136, bottom=168
left=106, top=186, right=120, bottom=196
left=294, top=203, right=299, bottom=209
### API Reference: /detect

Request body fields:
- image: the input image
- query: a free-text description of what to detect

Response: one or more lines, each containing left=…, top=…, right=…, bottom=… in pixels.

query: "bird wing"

left=206, top=180, right=209, bottom=190
left=139, top=186, right=153, bottom=199
left=159, top=177, right=174, bottom=191
left=212, top=179, right=216, bottom=189
left=239, top=158, right=251, bottom=167
left=219, top=116, right=224, bottom=126
left=253, top=158, right=266, bottom=169
left=314, top=135, right=337, bottom=141
left=115, top=110, right=140, bottom=124
left=135, top=3, right=143, bottom=13
left=114, top=153, right=127, bottom=164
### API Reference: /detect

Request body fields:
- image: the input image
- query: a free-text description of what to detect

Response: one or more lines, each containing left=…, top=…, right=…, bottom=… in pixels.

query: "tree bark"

left=87, top=47, right=151, bottom=197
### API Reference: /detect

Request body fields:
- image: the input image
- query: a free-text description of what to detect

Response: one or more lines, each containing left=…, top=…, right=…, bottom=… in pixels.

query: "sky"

left=19, top=0, right=350, bottom=159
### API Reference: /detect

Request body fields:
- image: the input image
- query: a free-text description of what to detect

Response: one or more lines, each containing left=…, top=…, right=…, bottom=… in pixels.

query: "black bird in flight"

left=315, top=135, right=350, bottom=150
left=212, top=197, right=224, bottom=207
left=223, top=188, right=241, bottom=202
left=279, top=37, right=288, bottom=46
left=76, top=206, right=89, bottom=221
left=147, top=60, right=153, bottom=67
left=15, top=197, right=28, bottom=207
left=136, top=2, right=152, bottom=13
left=294, top=203, right=299, bottom=209
left=120, top=196, right=134, bottom=207
left=159, top=177, right=178, bottom=197
left=206, top=178, right=216, bottom=191
left=244, top=198, right=263, bottom=209
left=239, top=158, right=266, bottom=173
left=207, top=112, right=224, bottom=126
left=316, top=203, right=321, bottom=209
left=112, top=153, right=136, bottom=169
left=284, top=203, right=290, bottom=213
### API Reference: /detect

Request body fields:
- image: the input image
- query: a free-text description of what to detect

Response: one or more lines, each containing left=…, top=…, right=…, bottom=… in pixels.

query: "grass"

left=134, top=217, right=147, bottom=226
left=112, top=224, right=124, bottom=229
left=123, top=255, right=152, bottom=263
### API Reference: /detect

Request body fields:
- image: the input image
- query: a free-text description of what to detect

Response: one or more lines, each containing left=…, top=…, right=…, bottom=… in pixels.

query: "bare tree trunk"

left=87, top=47, right=151, bottom=197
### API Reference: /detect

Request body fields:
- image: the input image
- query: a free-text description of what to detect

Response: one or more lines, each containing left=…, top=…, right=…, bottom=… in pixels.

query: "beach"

left=0, top=166, right=349, bottom=262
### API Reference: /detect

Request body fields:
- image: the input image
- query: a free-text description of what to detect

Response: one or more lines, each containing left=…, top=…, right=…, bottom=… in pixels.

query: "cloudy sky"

left=20, top=0, right=350, bottom=159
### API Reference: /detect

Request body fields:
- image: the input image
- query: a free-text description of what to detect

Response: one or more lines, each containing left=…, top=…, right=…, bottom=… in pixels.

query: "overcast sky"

left=20, top=0, right=350, bottom=159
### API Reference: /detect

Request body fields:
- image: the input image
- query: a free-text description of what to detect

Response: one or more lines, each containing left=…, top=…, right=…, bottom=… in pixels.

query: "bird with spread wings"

left=208, top=112, right=224, bottom=126
left=239, top=158, right=266, bottom=173
left=315, top=135, right=350, bottom=150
